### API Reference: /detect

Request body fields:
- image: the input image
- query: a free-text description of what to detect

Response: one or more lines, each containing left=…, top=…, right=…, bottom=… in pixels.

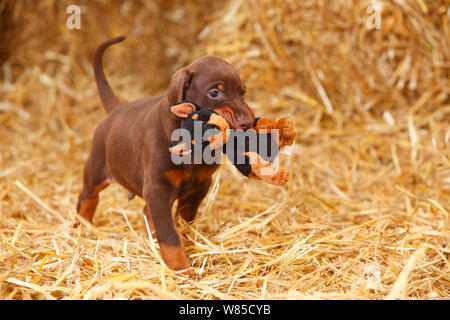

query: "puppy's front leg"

left=143, top=178, right=194, bottom=276
left=177, top=176, right=213, bottom=222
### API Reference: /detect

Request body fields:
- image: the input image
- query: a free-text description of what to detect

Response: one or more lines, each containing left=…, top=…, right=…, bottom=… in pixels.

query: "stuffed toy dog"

left=169, top=101, right=292, bottom=186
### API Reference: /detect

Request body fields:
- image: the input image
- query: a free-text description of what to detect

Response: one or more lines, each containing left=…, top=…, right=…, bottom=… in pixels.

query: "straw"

left=0, top=0, right=448, bottom=300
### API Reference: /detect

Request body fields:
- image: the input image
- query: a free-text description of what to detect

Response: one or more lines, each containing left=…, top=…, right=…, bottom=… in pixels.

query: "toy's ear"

left=170, top=102, right=197, bottom=118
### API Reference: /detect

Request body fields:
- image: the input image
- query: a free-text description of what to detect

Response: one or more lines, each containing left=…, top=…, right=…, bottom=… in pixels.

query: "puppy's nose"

left=237, top=117, right=253, bottom=130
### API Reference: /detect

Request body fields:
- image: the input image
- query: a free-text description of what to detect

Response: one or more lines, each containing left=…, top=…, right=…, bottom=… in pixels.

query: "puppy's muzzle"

left=237, top=117, right=253, bottom=131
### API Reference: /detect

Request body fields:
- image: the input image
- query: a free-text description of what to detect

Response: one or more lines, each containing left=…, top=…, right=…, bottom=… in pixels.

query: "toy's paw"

left=207, top=131, right=229, bottom=150
left=278, top=117, right=296, bottom=148
left=209, top=113, right=230, bottom=132
left=208, top=134, right=223, bottom=150
left=169, top=144, right=192, bottom=155
left=269, top=168, right=290, bottom=186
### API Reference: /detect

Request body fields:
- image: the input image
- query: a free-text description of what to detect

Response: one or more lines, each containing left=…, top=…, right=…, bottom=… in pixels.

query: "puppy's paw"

left=178, top=268, right=196, bottom=277
left=169, top=144, right=192, bottom=155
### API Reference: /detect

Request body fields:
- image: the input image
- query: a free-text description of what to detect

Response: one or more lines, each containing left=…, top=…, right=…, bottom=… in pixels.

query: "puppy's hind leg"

left=76, top=142, right=110, bottom=225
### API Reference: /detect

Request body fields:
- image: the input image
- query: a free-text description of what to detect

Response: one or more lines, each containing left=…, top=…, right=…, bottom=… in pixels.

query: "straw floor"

left=0, top=0, right=449, bottom=299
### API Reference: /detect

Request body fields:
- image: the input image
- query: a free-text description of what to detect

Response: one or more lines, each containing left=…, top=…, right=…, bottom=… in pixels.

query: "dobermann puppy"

left=76, top=37, right=296, bottom=275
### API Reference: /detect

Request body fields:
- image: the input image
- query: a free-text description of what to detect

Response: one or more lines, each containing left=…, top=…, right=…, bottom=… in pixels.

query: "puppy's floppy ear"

left=167, top=67, right=194, bottom=104
left=170, top=102, right=197, bottom=119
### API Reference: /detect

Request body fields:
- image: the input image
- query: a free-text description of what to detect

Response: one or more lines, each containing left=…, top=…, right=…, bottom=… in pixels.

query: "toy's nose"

left=237, top=117, right=253, bottom=130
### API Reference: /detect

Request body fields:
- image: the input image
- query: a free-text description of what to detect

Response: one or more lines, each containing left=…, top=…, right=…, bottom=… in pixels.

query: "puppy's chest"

left=168, top=165, right=218, bottom=194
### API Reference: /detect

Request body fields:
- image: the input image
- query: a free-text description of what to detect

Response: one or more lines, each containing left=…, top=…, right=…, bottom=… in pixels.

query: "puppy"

left=77, top=37, right=295, bottom=275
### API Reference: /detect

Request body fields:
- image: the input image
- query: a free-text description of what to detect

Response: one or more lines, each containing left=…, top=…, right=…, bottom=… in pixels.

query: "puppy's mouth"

left=214, top=106, right=238, bottom=129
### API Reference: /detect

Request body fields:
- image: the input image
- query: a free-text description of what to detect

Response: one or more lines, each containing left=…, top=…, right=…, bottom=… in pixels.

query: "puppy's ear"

left=167, top=67, right=194, bottom=104
left=170, top=102, right=197, bottom=118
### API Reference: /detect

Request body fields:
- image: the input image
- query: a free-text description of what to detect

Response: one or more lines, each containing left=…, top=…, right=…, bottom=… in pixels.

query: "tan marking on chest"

left=165, top=169, right=192, bottom=187
left=196, top=168, right=218, bottom=182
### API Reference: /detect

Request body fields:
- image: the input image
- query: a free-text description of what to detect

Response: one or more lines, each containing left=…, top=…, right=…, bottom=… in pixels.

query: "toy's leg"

left=169, top=143, right=192, bottom=155
left=253, top=117, right=296, bottom=148
left=244, top=152, right=290, bottom=186
left=205, top=118, right=230, bottom=150
left=169, top=121, right=197, bottom=155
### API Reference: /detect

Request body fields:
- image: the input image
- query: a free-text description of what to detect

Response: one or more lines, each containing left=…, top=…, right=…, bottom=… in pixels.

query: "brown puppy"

left=76, top=37, right=295, bottom=275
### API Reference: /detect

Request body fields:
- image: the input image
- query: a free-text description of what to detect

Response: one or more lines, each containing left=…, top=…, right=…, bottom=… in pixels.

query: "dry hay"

left=0, top=0, right=449, bottom=300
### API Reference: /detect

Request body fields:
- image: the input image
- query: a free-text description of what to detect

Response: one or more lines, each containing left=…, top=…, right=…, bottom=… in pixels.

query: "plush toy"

left=169, top=101, right=230, bottom=155
left=169, top=101, right=293, bottom=186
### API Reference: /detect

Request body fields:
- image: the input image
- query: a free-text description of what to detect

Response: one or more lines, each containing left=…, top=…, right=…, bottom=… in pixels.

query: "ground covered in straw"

left=0, top=0, right=449, bottom=299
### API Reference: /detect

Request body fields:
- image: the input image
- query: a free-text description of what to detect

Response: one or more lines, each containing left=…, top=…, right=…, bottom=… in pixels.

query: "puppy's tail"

left=93, top=36, right=126, bottom=113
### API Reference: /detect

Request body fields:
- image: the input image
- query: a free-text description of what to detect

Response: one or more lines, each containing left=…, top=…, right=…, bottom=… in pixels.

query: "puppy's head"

left=167, top=56, right=255, bottom=130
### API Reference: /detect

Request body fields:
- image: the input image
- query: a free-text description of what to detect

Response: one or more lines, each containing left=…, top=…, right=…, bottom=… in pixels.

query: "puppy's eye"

left=208, top=89, right=221, bottom=99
